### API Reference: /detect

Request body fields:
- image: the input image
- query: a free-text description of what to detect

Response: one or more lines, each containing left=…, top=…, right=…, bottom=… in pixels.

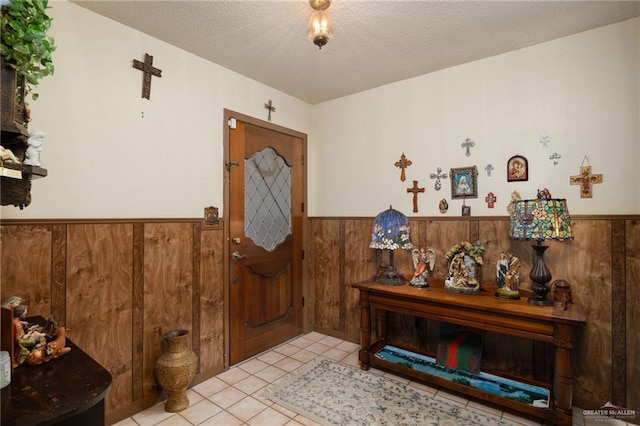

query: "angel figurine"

left=410, top=248, right=435, bottom=288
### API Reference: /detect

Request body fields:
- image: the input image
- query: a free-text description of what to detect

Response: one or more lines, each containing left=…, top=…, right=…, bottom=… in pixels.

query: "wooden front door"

left=225, top=110, right=306, bottom=365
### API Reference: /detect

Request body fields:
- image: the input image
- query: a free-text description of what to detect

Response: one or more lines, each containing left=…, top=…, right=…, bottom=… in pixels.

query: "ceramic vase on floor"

left=155, top=329, right=198, bottom=412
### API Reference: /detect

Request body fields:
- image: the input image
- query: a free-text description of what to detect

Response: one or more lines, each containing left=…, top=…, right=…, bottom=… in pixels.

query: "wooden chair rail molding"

left=1, top=214, right=638, bottom=422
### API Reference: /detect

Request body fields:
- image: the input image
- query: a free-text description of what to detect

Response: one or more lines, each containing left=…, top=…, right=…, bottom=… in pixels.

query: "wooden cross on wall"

left=394, top=153, right=412, bottom=182
left=570, top=166, right=602, bottom=198
left=264, top=100, right=276, bottom=121
left=406, top=180, right=424, bottom=213
left=132, top=53, right=162, bottom=99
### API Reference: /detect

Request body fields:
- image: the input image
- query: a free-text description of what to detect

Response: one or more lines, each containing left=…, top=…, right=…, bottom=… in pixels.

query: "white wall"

left=2, top=5, right=638, bottom=219
left=309, top=17, right=640, bottom=217
left=1, top=1, right=312, bottom=219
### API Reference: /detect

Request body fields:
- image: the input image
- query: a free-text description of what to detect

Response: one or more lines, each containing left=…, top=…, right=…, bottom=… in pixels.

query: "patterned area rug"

left=262, top=359, right=514, bottom=426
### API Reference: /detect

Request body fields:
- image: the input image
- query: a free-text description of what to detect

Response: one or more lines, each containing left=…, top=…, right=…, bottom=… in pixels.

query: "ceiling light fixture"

left=307, top=0, right=333, bottom=49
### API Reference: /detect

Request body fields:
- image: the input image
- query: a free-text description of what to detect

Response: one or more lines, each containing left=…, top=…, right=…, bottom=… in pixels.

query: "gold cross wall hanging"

left=570, top=157, right=602, bottom=198
left=394, top=153, right=412, bottom=182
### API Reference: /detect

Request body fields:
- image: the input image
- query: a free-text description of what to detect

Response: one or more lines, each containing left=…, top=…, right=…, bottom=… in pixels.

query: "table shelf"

left=353, top=279, right=586, bottom=426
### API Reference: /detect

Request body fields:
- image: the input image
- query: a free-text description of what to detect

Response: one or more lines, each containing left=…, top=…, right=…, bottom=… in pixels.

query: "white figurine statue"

left=24, top=131, right=45, bottom=166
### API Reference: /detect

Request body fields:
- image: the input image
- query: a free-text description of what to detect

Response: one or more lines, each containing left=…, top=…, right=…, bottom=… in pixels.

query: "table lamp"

left=508, top=195, right=573, bottom=305
left=370, top=206, right=413, bottom=285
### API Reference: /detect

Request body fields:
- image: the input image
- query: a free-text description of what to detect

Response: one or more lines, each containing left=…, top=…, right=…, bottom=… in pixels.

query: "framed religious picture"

left=450, top=166, right=478, bottom=199
left=507, top=155, right=528, bottom=182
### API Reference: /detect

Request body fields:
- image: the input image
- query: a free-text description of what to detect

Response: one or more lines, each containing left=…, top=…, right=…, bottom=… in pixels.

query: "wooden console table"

left=353, top=279, right=586, bottom=426
left=0, top=316, right=112, bottom=426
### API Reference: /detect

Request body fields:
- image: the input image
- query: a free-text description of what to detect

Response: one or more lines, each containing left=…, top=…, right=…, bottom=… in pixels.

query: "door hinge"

left=301, top=202, right=305, bottom=213
left=301, top=249, right=305, bottom=260
left=302, top=154, right=305, bottom=166
left=302, top=297, right=305, bottom=307
left=228, top=117, right=237, bottom=129
left=226, top=161, right=239, bottom=171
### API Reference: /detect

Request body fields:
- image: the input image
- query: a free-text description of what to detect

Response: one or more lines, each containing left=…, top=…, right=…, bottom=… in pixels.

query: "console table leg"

left=554, top=324, right=575, bottom=426
left=358, top=293, right=371, bottom=370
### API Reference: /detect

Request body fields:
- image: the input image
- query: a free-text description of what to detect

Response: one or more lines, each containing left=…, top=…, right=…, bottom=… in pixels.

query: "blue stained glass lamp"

left=370, top=206, right=413, bottom=286
left=508, top=196, right=573, bottom=305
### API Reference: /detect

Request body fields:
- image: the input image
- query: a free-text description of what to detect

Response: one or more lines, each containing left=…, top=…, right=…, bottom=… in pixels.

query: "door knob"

left=232, top=251, right=247, bottom=260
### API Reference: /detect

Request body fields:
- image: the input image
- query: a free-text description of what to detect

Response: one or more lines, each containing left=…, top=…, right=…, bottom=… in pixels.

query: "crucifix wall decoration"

left=570, top=159, right=602, bottom=198
left=540, top=135, right=551, bottom=149
left=394, top=153, right=412, bottom=182
left=429, top=167, right=447, bottom=190
left=485, top=192, right=497, bottom=208
left=132, top=53, right=162, bottom=99
left=264, top=100, right=276, bottom=121
left=461, top=138, right=475, bottom=156
left=406, top=180, right=424, bottom=213
left=485, top=164, right=494, bottom=177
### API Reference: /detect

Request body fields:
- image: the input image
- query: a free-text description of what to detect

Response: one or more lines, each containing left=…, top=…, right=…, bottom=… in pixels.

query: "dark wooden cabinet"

left=1, top=317, right=112, bottom=426
left=353, top=279, right=586, bottom=426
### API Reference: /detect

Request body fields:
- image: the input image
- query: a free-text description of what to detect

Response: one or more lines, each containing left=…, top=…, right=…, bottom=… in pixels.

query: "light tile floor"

left=114, top=332, right=628, bottom=426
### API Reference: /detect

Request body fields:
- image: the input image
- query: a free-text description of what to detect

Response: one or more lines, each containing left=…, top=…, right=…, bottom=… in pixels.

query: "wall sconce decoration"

left=508, top=193, right=573, bottom=305
left=307, top=0, right=333, bottom=49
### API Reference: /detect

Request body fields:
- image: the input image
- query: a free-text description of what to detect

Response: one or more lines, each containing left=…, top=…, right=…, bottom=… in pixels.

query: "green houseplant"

left=0, top=0, right=56, bottom=101
left=0, top=0, right=55, bottom=208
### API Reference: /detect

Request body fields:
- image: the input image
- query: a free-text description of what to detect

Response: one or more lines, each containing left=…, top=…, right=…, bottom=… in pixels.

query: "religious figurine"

left=0, top=145, right=21, bottom=166
left=537, top=188, right=552, bottom=199
left=444, top=240, right=484, bottom=295
left=495, top=252, right=521, bottom=299
left=409, top=248, right=435, bottom=288
left=25, top=326, right=71, bottom=366
left=24, top=131, right=45, bottom=166
left=507, top=190, right=521, bottom=215
left=11, top=305, right=30, bottom=367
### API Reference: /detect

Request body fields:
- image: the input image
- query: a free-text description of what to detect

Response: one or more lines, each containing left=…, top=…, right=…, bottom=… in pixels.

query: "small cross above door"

left=132, top=53, right=162, bottom=100
left=264, top=100, right=276, bottom=121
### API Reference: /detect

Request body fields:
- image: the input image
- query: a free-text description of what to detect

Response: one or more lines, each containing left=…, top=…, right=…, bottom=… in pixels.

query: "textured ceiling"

left=72, top=1, right=640, bottom=105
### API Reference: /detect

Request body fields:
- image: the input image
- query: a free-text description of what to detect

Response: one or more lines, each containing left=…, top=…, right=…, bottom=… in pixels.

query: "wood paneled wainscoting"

left=2, top=215, right=640, bottom=422
left=308, top=216, right=640, bottom=415
left=0, top=219, right=225, bottom=424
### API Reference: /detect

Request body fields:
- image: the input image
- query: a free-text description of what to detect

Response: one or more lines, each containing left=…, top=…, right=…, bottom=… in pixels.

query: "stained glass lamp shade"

left=508, top=197, right=573, bottom=305
left=370, top=206, right=413, bottom=285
